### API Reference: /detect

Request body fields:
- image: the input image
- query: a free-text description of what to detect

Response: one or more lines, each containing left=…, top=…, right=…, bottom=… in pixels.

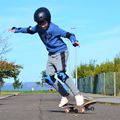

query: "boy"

left=8, top=7, right=84, bottom=107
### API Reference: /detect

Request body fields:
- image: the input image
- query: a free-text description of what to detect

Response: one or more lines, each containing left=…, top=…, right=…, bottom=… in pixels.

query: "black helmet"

left=34, top=7, right=51, bottom=24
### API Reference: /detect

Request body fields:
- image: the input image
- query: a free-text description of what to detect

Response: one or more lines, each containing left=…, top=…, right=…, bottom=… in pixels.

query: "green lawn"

left=0, top=90, right=57, bottom=96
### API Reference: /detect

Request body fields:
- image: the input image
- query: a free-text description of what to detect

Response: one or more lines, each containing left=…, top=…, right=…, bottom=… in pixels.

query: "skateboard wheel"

left=90, top=106, right=94, bottom=111
left=65, top=108, right=70, bottom=113
left=74, top=109, right=78, bottom=113
left=80, top=107, right=85, bottom=113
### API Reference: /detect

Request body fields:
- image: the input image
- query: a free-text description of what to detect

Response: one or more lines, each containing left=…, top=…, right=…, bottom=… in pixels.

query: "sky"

left=0, top=0, right=120, bottom=83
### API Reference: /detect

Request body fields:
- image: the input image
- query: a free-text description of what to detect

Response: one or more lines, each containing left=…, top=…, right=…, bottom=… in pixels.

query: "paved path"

left=0, top=93, right=120, bottom=120
left=83, top=93, right=120, bottom=104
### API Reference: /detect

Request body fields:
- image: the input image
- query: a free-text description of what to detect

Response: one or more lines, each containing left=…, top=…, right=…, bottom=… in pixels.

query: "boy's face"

left=38, top=21, right=49, bottom=30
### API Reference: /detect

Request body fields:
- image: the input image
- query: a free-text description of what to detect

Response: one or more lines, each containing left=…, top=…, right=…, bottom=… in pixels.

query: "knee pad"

left=57, top=71, right=69, bottom=82
left=57, top=81, right=69, bottom=97
left=44, top=75, right=56, bottom=86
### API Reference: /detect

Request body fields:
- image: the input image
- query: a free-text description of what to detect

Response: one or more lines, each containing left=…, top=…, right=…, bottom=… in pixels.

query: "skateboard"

left=62, top=100, right=96, bottom=113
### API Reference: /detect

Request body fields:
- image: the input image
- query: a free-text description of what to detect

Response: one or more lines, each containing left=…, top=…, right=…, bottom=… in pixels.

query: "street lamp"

left=71, top=27, right=78, bottom=88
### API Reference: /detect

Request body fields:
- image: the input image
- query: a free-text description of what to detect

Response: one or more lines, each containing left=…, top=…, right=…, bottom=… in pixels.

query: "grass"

left=0, top=90, right=57, bottom=96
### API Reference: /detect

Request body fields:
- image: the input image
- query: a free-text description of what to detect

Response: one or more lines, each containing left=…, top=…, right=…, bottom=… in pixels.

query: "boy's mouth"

left=38, top=21, right=48, bottom=30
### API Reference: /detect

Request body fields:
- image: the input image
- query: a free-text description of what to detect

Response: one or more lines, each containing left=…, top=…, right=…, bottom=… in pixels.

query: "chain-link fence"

left=78, top=72, right=120, bottom=96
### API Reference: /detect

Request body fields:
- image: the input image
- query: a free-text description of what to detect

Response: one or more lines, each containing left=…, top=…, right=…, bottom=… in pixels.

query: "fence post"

left=90, top=76, right=93, bottom=93
left=114, top=72, right=116, bottom=96
left=103, top=73, right=106, bottom=95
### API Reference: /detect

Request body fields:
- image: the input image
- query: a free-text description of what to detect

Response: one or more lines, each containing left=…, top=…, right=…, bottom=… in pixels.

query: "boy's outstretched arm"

left=8, top=27, right=28, bottom=33
left=8, top=26, right=37, bottom=34
left=8, top=27, right=16, bottom=32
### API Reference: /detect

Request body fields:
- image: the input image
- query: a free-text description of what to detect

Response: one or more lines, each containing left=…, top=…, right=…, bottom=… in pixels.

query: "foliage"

left=36, top=81, right=41, bottom=85
left=40, top=70, right=46, bottom=84
left=13, top=79, right=23, bottom=90
left=0, top=60, right=23, bottom=79
left=114, top=53, right=120, bottom=72
left=40, top=70, right=46, bottom=78
left=73, top=53, right=120, bottom=79
left=95, top=61, right=114, bottom=75
left=73, top=60, right=96, bottom=79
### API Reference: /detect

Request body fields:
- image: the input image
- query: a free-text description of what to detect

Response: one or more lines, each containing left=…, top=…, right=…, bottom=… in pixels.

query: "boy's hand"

left=72, top=41, right=80, bottom=47
left=8, top=27, right=16, bottom=32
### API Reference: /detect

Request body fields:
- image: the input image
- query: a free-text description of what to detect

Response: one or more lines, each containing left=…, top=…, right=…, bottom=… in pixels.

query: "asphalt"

left=0, top=93, right=120, bottom=120
left=0, top=92, right=120, bottom=104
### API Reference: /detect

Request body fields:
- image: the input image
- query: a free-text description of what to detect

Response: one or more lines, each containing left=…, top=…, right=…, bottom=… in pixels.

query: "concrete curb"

left=0, top=93, right=19, bottom=100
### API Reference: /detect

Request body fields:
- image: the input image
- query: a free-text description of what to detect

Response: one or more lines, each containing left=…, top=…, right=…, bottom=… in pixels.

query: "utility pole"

left=71, top=27, right=78, bottom=88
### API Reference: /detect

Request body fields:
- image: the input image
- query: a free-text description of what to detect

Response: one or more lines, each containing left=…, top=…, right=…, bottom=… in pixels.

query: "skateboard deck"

left=62, top=100, right=96, bottom=113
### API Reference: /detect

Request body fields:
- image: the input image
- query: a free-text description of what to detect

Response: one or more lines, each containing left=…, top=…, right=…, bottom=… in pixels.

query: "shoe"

left=59, top=96, right=69, bottom=107
left=75, top=94, right=84, bottom=106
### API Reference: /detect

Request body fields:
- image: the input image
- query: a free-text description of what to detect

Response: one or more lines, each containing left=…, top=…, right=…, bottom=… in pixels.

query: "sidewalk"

left=0, top=93, right=18, bottom=100
left=83, top=93, right=120, bottom=104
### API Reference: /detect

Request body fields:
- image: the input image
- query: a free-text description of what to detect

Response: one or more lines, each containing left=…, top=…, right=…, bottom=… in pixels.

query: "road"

left=0, top=93, right=120, bottom=120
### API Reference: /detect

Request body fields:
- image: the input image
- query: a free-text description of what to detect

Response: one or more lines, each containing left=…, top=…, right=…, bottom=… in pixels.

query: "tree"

left=0, top=60, right=23, bottom=92
left=114, top=53, right=120, bottom=72
left=39, top=70, right=46, bottom=87
left=13, top=79, right=23, bottom=90
left=40, top=70, right=46, bottom=78
left=73, top=59, right=96, bottom=79
left=0, top=78, right=5, bottom=95
left=0, top=34, right=23, bottom=82
left=40, top=70, right=46, bottom=81
left=36, top=81, right=44, bottom=88
left=0, top=33, right=23, bottom=91
left=0, top=60, right=23, bottom=79
left=36, top=81, right=41, bottom=86
left=95, top=61, right=114, bottom=75
left=0, top=34, right=11, bottom=60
